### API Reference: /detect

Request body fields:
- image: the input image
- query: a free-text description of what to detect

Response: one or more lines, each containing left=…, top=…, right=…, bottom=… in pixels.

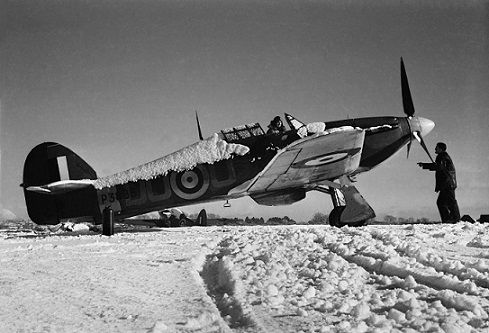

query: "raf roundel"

left=170, top=165, right=210, bottom=200
left=292, top=151, right=352, bottom=169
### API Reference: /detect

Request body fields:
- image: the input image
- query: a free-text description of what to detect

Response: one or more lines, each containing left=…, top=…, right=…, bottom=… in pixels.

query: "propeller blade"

left=401, top=57, right=415, bottom=117
left=413, top=132, right=435, bottom=163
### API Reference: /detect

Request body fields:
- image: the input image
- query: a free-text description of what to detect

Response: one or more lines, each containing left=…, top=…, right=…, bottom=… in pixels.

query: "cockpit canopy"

left=220, top=123, right=265, bottom=142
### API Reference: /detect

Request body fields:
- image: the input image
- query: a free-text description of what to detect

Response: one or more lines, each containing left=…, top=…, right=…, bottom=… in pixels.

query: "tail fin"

left=22, top=142, right=101, bottom=225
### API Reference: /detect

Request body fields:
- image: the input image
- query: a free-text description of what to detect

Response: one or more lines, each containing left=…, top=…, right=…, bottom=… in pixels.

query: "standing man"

left=418, top=142, right=460, bottom=223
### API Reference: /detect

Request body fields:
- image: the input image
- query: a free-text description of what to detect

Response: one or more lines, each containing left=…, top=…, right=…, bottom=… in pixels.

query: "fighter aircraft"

left=21, top=58, right=435, bottom=231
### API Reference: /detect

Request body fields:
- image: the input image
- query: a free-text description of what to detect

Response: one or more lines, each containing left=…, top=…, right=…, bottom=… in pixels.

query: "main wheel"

left=328, top=206, right=346, bottom=227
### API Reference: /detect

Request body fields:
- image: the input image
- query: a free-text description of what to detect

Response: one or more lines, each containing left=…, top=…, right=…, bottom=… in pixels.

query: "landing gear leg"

left=332, top=186, right=375, bottom=227
left=329, top=187, right=347, bottom=227
left=103, top=206, right=114, bottom=236
left=315, top=184, right=375, bottom=228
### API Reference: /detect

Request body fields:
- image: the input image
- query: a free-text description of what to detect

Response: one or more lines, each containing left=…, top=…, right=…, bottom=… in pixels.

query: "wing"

left=246, top=128, right=365, bottom=193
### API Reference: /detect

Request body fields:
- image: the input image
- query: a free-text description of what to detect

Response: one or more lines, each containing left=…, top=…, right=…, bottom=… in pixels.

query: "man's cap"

left=436, top=142, right=447, bottom=151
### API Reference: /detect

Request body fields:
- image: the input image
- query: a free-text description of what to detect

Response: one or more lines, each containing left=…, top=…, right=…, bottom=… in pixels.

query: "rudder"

left=22, top=142, right=101, bottom=225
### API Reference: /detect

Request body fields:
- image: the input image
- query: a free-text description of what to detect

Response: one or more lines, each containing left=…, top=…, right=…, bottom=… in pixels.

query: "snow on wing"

left=247, top=128, right=365, bottom=193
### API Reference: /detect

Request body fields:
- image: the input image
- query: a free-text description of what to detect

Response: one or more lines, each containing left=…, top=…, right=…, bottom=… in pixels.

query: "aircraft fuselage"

left=22, top=115, right=420, bottom=225
left=99, top=116, right=412, bottom=221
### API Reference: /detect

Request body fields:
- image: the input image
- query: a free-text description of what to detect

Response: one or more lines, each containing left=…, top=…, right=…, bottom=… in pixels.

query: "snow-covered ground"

left=1, top=221, right=489, bottom=332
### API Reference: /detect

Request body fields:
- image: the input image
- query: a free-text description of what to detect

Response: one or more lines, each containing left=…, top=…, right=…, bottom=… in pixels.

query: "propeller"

left=401, top=57, right=435, bottom=163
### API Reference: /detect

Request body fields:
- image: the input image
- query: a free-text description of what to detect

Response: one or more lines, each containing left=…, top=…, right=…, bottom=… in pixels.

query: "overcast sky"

left=1, top=0, right=488, bottom=221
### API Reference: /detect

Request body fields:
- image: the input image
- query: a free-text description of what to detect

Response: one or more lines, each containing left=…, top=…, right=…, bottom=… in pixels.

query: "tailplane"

left=22, top=142, right=101, bottom=225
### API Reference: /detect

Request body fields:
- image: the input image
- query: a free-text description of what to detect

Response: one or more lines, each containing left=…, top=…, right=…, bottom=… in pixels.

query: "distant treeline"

left=381, top=215, right=432, bottom=224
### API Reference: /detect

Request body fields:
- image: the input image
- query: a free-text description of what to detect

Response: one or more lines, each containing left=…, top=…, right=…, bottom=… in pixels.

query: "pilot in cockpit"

left=267, top=116, right=287, bottom=135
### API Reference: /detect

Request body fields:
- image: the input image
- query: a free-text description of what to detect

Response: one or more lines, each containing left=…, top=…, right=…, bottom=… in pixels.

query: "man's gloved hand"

left=418, top=162, right=435, bottom=170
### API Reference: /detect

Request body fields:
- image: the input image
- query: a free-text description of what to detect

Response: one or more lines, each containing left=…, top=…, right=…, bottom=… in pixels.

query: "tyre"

left=328, top=206, right=345, bottom=227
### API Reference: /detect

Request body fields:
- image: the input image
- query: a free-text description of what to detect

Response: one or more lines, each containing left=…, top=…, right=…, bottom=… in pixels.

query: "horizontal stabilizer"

left=26, top=179, right=94, bottom=195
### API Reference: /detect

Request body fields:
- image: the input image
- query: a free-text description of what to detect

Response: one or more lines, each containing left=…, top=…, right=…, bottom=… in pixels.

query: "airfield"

left=1, top=220, right=489, bottom=332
